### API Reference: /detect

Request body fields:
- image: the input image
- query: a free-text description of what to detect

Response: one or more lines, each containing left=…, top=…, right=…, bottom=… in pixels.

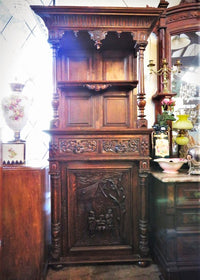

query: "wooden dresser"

left=150, top=172, right=200, bottom=280
left=31, top=5, right=164, bottom=267
left=1, top=165, right=49, bottom=280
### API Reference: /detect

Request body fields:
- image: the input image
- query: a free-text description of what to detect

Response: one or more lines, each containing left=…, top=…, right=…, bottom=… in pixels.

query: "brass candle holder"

left=147, top=58, right=182, bottom=94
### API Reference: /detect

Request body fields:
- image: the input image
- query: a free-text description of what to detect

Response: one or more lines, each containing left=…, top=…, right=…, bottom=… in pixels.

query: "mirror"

left=171, top=31, right=200, bottom=146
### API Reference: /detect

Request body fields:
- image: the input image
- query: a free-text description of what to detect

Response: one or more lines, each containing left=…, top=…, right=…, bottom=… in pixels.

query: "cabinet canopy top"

left=31, top=5, right=164, bottom=46
left=31, top=5, right=164, bottom=16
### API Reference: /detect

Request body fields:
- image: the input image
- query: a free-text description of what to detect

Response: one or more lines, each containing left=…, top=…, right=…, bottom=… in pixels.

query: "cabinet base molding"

left=48, top=257, right=152, bottom=266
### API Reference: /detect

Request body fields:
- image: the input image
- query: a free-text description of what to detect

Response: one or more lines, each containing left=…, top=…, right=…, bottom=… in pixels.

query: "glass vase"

left=2, top=82, right=31, bottom=142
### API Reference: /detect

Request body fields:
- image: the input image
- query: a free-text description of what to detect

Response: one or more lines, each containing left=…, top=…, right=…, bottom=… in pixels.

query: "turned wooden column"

left=49, top=30, right=64, bottom=129
left=138, top=172, right=149, bottom=259
left=49, top=160, right=61, bottom=262
left=138, top=159, right=150, bottom=266
left=51, top=43, right=60, bottom=129
left=136, top=42, right=148, bottom=128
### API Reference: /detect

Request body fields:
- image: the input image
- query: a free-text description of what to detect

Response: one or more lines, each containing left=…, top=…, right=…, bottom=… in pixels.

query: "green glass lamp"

left=173, top=115, right=193, bottom=145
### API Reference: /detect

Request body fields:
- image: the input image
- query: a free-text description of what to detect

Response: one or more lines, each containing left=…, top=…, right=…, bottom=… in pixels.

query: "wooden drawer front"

left=176, top=183, right=200, bottom=206
left=177, top=234, right=200, bottom=261
left=58, top=138, right=98, bottom=154
left=176, top=209, right=200, bottom=229
left=101, top=137, right=147, bottom=155
left=61, top=162, right=138, bottom=256
left=51, top=135, right=150, bottom=157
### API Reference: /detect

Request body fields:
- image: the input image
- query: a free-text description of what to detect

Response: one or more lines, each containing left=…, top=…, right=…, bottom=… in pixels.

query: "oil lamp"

left=173, top=115, right=193, bottom=145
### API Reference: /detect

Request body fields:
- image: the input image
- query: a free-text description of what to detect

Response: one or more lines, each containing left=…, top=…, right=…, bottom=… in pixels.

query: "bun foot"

left=137, top=260, right=150, bottom=267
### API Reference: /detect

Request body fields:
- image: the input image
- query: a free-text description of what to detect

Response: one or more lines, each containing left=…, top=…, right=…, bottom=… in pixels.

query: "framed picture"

left=2, top=143, right=25, bottom=164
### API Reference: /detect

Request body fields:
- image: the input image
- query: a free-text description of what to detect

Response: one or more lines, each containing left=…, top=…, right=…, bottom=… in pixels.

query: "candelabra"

left=147, top=58, right=182, bottom=94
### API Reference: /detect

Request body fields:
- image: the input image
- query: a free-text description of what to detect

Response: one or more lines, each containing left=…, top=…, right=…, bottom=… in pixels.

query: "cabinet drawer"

left=177, top=234, right=200, bottom=261
left=176, top=183, right=200, bottom=206
left=176, top=209, right=200, bottom=229
left=101, top=137, right=146, bottom=155
left=52, top=135, right=150, bottom=157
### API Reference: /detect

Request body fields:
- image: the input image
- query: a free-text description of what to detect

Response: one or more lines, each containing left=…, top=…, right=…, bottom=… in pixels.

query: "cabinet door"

left=59, top=88, right=136, bottom=129
left=61, top=161, right=139, bottom=262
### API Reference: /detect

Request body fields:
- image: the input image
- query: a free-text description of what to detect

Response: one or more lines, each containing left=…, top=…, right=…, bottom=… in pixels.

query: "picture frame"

left=2, top=142, right=25, bottom=164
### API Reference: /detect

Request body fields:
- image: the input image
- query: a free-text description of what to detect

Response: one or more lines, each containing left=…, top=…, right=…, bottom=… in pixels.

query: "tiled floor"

left=46, top=263, right=161, bottom=280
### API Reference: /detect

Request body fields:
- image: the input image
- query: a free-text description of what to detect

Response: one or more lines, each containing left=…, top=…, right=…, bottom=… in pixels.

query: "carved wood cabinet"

left=150, top=172, right=200, bottom=280
left=32, top=5, right=163, bottom=266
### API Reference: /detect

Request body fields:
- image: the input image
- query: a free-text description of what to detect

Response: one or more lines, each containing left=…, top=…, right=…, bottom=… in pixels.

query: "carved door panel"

left=61, top=162, right=139, bottom=261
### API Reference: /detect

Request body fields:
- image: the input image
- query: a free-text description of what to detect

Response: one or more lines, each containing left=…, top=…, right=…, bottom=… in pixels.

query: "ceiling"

left=0, top=0, right=182, bottom=10
left=45, top=0, right=181, bottom=7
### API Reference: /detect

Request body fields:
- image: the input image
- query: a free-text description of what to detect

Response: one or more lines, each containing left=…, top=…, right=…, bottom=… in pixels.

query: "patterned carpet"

left=46, top=263, right=161, bottom=280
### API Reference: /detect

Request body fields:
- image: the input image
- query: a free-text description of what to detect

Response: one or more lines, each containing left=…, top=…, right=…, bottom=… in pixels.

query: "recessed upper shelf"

left=58, top=31, right=137, bottom=52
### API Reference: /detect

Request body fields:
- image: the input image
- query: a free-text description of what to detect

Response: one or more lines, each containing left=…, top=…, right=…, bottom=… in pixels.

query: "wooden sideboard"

left=1, top=165, right=50, bottom=280
left=31, top=5, right=164, bottom=267
left=150, top=171, right=200, bottom=280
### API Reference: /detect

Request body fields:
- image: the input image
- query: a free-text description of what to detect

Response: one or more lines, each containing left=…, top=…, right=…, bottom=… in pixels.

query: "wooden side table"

left=2, top=165, right=50, bottom=280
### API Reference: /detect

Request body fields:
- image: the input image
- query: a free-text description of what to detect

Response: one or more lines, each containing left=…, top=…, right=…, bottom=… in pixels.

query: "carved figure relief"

left=139, top=160, right=150, bottom=171
left=102, top=139, right=139, bottom=153
left=73, top=171, right=129, bottom=245
left=88, top=208, right=114, bottom=236
left=59, top=139, right=97, bottom=154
